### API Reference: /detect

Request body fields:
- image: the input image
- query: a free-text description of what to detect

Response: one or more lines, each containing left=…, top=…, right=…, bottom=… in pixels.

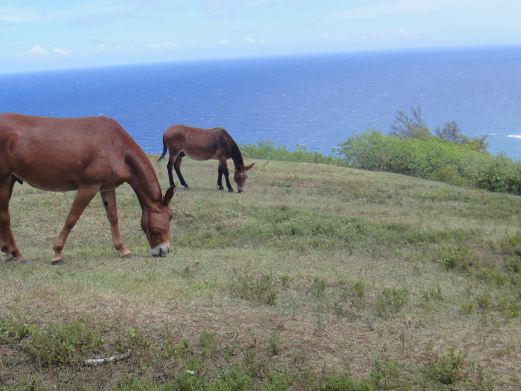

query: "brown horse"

left=159, top=125, right=254, bottom=193
left=0, top=113, right=175, bottom=264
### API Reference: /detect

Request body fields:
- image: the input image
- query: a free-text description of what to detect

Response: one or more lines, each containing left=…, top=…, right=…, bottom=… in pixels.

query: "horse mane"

left=218, top=129, right=244, bottom=168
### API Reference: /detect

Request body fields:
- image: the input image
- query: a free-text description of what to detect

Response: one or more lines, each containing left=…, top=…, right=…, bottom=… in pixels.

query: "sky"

left=1, top=0, right=521, bottom=73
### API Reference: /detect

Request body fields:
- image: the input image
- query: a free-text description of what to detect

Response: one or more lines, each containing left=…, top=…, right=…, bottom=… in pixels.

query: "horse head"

left=234, top=163, right=255, bottom=193
left=141, top=186, right=175, bottom=256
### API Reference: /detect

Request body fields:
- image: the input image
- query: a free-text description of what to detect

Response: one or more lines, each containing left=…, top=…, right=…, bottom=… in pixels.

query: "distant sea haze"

left=1, top=46, right=521, bottom=159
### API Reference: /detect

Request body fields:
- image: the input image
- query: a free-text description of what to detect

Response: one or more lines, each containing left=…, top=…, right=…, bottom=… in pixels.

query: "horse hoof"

left=51, top=257, right=64, bottom=265
left=228, top=189, right=234, bottom=193
left=17, top=257, right=31, bottom=264
left=183, top=185, right=189, bottom=189
left=120, top=250, right=132, bottom=258
left=218, top=186, right=224, bottom=191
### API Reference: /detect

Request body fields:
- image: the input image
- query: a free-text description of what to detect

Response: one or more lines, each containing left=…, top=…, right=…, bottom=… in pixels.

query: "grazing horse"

left=159, top=125, right=254, bottom=193
left=0, top=113, right=175, bottom=264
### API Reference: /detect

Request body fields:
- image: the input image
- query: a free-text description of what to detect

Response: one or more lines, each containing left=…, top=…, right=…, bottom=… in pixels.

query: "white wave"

left=507, top=134, right=521, bottom=139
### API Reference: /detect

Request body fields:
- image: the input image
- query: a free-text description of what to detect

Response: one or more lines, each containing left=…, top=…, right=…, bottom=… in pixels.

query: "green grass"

left=0, top=157, right=520, bottom=389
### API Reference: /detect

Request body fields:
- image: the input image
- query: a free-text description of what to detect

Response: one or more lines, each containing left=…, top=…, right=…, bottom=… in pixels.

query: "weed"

left=420, top=285, right=444, bottom=309
left=230, top=272, right=279, bottom=305
left=313, top=373, right=375, bottom=391
left=267, top=331, right=282, bottom=357
left=181, top=261, right=201, bottom=279
left=340, top=280, right=366, bottom=308
left=0, top=316, right=32, bottom=345
left=423, top=346, right=465, bottom=385
left=280, top=274, right=290, bottom=290
left=476, top=292, right=492, bottom=311
left=370, top=356, right=404, bottom=390
left=22, top=320, right=104, bottom=367
left=497, top=295, right=521, bottom=319
left=309, top=277, right=327, bottom=298
left=209, top=366, right=253, bottom=390
left=438, top=246, right=475, bottom=272
left=375, top=287, right=409, bottom=318
left=460, top=302, right=474, bottom=315
left=173, top=338, right=194, bottom=361
left=334, top=280, right=367, bottom=319
left=198, top=330, right=218, bottom=359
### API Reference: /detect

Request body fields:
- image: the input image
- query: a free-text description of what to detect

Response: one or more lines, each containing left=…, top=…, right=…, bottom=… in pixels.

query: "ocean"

left=1, top=46, right=521, bottom=158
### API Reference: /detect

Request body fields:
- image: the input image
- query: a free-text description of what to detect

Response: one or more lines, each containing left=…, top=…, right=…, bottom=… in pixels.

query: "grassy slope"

left=1, top=157, right=520, bottom=390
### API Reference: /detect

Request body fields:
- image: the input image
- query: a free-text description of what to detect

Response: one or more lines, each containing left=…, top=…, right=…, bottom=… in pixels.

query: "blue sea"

left=1, top=46, right=521, bottom=158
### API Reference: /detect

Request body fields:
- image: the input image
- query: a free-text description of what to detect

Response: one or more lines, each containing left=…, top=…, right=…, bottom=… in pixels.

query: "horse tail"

left=158, top=135, right=168, bottom=161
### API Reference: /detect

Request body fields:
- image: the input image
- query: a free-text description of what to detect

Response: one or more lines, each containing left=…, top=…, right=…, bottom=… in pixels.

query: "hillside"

left=1, top=158, right=520, bottom=390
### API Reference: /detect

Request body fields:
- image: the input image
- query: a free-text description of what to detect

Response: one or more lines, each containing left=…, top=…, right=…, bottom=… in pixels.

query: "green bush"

left=241, top=141, right=343, bottom=165
left=339, top=131, right=521, bottom=195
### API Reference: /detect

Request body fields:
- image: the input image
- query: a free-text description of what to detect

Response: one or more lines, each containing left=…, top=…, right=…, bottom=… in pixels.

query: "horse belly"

left=183, top=146, right=217, bottom=161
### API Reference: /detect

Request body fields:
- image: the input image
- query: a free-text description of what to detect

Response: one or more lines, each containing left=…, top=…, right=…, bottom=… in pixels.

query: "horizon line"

left=1, top=43, right=520, bottom=77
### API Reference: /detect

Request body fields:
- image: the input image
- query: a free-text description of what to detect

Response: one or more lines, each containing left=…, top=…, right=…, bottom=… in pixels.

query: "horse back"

left=164, top=125, right=228, bottom=160
left=0, top=113, right=136, bottom=190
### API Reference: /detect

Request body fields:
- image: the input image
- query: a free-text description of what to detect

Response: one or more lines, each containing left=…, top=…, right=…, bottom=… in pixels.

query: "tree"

left=435, top=121, right=466, bottom=143
left=435, top=121, right=488, bottom=152
left=390, top=107, right=431, bottom=139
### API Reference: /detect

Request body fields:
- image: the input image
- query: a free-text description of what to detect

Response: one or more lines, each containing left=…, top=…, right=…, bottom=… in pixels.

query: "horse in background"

left=159, top=125, right=254, bottom=193
left=0, top=113, right=175, bottom=264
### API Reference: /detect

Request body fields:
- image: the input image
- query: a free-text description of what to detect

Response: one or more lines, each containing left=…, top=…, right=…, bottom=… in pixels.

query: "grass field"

left=1, top=157, right=520, bottom=390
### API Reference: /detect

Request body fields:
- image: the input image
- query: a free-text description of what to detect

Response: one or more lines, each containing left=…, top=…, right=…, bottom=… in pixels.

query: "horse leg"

left=221, top=160, right=234, bottom=192
left=174, top=152, right=189, bottom=188
left=167, top=157, right=176, bottom=188
left=100, top=189, right=131, bottom=258
left=52, top=184, right=100, bottom=264
left=0, top=176, right=27, bottom=263
left=217, top=165, right=224, bottom=191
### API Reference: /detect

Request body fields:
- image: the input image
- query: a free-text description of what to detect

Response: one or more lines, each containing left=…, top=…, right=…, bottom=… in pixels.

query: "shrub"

left=339, top=131, right=521, bottom=196
left=241, top=141, right=343, bottom=165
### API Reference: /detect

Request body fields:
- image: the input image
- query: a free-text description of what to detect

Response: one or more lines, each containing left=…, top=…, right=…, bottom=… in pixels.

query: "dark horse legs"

left=167, top=152, right=188, bottom=188
left=218, top=161, right=233, bottom=192
left=174, top=153, right=188, bottom=188
left=167, top=157, right=175, bottom=187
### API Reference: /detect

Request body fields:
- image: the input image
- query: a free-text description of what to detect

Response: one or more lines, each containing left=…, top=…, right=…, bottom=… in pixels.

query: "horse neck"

left=227, top=138, right=244, bottom=170
left=126, top=152, right=163, bottom=210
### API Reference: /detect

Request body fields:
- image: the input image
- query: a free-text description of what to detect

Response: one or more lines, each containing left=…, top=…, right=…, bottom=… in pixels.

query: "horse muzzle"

left=150, top=242, right=170, bottom=257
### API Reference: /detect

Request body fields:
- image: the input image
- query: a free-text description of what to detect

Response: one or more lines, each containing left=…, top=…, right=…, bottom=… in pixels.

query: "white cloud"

left=244, top=36, right=267, bottom=45
left=95, top=43, right=108, bottom=52
left=16, top=45, right=71, bottom=58
left=217, top=39, right=230, bottom=46
left=16, top=45, right=49, bottom=57
left=399, top=28, right=412, bottom=37
left=144, top=42, right=178, bottom=50
left=52, top=47, right=72, bottom=56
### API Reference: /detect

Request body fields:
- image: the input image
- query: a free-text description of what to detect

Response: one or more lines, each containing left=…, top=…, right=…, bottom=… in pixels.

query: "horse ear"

left=163, top=186, right=175, bottom=206
left=245, top=162, right=255, bottom=171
